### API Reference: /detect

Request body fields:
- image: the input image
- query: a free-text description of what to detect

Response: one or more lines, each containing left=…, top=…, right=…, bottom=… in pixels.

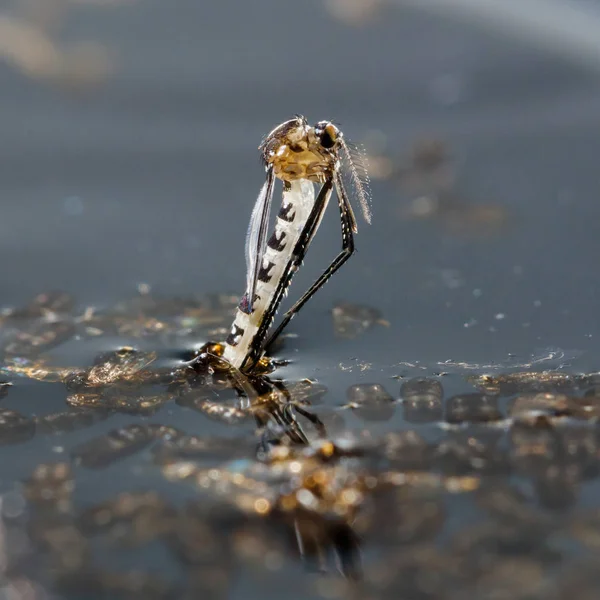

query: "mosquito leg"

left=264, top=173, right=355, bottom=353
left=252, top=394, right=309, bottom=445
left=281, top=402, right=310, bottom=444
left=293, top=405, right=327, bottom=437
left=270, top=241, right=353, bottom=344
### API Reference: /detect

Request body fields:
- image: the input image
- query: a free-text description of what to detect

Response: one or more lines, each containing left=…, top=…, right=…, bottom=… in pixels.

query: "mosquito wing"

left=242, top=166, right=275, bottom=314
left=339, top=137, right=372, bottom=228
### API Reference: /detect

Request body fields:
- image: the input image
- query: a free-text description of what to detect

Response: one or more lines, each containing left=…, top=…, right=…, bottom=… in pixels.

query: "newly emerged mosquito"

left=222, top=115, right=371, bottom=373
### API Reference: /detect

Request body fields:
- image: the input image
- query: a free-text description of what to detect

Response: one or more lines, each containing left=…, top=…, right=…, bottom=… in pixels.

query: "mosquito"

left=222, top=115, right=371, bottom=373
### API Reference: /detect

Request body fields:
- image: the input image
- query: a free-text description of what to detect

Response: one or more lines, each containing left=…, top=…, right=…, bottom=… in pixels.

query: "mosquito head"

left=260, top=116, right=341, bottom=184
left=259, top=116, right=371, bottom=223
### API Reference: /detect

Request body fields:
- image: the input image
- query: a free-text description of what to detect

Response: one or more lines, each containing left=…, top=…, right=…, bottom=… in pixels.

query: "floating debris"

left=2, top=355, right=74, bottom=382
left=83, top=348, right=158, bottom=387
left=470, top=371, right=584, bottom=396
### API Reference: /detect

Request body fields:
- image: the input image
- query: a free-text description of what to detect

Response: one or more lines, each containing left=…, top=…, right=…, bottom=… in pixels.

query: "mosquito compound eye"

left=319, top=123, right=338, bottom=149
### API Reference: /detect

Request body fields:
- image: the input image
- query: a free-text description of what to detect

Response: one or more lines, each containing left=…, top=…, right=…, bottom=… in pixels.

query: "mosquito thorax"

left=261, top=116, right=340, bottom=184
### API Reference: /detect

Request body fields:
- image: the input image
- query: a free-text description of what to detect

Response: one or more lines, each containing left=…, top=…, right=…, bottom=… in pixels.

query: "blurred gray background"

left=2, top=0, right=600, bottom=374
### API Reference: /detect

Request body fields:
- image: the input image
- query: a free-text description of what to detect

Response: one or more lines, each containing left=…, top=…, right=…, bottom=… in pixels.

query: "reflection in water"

left=400, top=377, right=444, bottom=423
left=343, top=382, right=395, bottom=421
left=331, top=302, right=389, bottom=339
left=3, top=292, right=600, bottom=597
left=0, top=382, right=11, bottom=400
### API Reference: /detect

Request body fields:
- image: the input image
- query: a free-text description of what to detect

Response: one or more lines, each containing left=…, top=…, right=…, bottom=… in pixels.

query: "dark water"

left=2, top=1, right=600, bottom=598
